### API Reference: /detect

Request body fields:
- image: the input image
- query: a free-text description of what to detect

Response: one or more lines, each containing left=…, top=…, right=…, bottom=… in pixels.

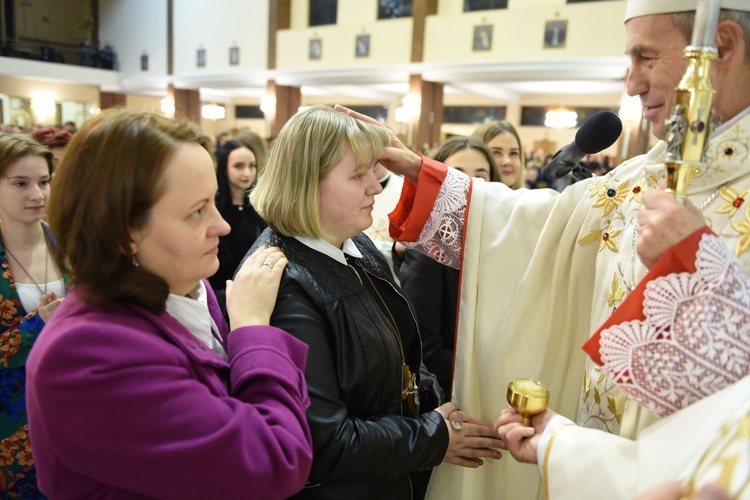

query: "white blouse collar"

left=294, top=235, right=363, bottom=265
left=165, top=281, right=227, bottom=360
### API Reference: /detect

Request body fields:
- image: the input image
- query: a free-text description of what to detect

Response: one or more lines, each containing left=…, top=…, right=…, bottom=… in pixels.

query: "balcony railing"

left=0, top=38, right=118, bottom=70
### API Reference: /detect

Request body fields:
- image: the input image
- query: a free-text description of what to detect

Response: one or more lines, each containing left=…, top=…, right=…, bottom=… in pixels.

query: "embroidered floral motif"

left=588, top=178, right=608, bottom=198
left=578, top=228, right=602, bottom=248
left=591, top=180, right=629, bottom=216
left=579, top=364, right=623, bottom=431
left=598, top=234, right=750, bottom=417
left=716, top=138, right=749, bottom=164
left=599, top=225, right=621, bottom=253
left=577, top=224, right=621, bottom=253
left=730, top=202, right=750, bottom=257
left=607, top=272, right=625, bottom=307
left=684, top=413, right=750, bottom=498
left=629, top=176, right=650, bottom=204
left=716, top=186, right=750, bottom=218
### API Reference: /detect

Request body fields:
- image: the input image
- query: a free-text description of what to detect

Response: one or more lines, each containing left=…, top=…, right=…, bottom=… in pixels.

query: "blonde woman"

left=249, top=105, right=503, bottom=500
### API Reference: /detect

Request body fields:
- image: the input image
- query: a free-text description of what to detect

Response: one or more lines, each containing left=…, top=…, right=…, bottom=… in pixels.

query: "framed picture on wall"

left=472, top=24, right=493, bottom=51
left=196, top=48, right=206, bottom=67
left=140, top=53, right=148, bottom=71
left=543, top=19, right=568, bottom=49
left=309, top=38, right=322, bottom=60
left=229, top=46, right=239, bottom=66
left=355, top=34, right=370, bottom=58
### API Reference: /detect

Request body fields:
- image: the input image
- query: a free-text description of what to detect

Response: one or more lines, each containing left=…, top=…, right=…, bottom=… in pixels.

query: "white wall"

left=173, top=0, right=269, bottom=76
left=426, top=1, right=626, bottom=63
left=277, top=18, right=412, bottom=70
left=99, top=0, right=168, bottom=92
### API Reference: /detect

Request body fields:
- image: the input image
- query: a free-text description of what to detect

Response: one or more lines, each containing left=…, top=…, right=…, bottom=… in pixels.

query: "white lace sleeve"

left=599, top=233, right=750, bottom=417
left=403, top=168, right=470, bottom=269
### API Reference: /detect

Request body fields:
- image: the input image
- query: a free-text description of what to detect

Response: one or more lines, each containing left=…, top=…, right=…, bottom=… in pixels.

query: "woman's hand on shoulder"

left=226, top=246, right=287, bottom=330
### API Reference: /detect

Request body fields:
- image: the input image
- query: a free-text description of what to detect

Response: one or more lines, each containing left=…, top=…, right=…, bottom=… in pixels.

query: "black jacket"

left=249, top=230, right=447, bottom=500
left=209, top=203, right=267, bottom=317
left=399, top=249, right=459, bottom=395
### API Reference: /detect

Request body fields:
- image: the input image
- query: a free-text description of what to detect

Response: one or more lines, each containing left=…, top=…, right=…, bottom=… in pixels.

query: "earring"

left=132, top=256, right=140, bottom=268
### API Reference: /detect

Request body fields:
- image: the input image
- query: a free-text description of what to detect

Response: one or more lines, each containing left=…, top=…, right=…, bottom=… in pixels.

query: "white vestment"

left=545, top=375, right=750, bottom=499
left=407, top=109, right=750, bottom=500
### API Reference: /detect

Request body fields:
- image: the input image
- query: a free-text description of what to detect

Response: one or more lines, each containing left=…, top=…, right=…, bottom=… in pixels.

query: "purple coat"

left=26, top=282, right=312, bottom=499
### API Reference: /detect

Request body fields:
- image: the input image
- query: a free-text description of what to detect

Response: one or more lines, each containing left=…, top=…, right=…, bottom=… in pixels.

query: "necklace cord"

left=3, top=242, right=49, bottom=295
left=357, top=260, right=407, bottom=360
left=355, top=260, right=419, bottom=414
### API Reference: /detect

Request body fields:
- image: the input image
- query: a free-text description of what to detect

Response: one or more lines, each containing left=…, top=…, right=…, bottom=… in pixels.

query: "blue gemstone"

left=606, top=189, right=616, bottom=197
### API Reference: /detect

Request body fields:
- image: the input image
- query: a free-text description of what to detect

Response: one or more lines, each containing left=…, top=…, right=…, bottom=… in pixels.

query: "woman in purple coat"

left=25, top=109, right=313, bottom=499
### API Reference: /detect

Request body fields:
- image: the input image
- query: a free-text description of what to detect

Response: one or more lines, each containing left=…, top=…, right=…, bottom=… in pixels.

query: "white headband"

left=625, top=0, right=750, bottom=22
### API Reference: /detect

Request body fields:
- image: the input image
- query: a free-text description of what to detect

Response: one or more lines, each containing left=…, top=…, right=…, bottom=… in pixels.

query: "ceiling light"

left=545, top=107, right=577, bottom=129
left=201, top=104, right=226, bottom=120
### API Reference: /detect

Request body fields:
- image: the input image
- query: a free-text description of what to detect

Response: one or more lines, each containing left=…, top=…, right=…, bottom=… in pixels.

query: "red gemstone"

left=734, top=198, right=744, bottom=208
left=633, top=186, right=641, bottom=194
left=602, top=233, right=610, bottom=241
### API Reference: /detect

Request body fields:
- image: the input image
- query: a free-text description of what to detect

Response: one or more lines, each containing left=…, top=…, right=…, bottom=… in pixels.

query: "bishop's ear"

left=713, top=19, right=745, bottom=65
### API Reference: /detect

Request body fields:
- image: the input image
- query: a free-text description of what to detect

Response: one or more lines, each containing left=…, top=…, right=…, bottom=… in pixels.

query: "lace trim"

left=405, top=168, right=470, bottom=269
left=599, top=234, right=750, bottom=417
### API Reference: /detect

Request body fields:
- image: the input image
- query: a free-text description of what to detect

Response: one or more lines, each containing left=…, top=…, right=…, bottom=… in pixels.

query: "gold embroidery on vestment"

left=607, top=273, right=625, bottom=307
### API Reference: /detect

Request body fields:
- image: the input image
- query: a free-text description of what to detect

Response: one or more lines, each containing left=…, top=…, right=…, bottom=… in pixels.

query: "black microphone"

left=542, top=111, right=623, bottom=181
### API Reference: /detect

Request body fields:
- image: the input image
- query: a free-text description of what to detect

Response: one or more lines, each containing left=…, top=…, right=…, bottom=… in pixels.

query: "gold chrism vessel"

left=506, top=378, right=549, bottom=426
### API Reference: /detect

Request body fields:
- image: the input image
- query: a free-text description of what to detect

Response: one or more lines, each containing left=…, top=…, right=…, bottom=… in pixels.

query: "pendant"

left=402, top=364, right=419, bottom=416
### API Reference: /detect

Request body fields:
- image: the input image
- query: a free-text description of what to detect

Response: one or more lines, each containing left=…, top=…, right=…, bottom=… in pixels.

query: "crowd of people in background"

left=1, top=121, right=618, bottom=193
left=414, top=140, right=616, bottom=192
left=0, top=110, right=606, bottom=497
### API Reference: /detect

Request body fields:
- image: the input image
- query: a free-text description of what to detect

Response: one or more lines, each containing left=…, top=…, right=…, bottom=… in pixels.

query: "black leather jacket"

left=399, top=249, right=459, bottom=395
left=249, top=230, right=447, bottom=500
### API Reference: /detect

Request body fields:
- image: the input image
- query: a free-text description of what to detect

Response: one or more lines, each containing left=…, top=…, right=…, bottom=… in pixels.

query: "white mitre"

left=625, top=0, right=750, bottom=21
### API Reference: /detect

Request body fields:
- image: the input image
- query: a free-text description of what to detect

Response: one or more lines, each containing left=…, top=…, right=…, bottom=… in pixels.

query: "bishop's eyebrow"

left=626, top=43, right=651, bottom=57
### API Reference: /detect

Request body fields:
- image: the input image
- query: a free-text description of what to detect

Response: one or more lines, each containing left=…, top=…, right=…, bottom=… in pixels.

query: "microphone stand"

left=570, top=163, right=593, bottom=180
